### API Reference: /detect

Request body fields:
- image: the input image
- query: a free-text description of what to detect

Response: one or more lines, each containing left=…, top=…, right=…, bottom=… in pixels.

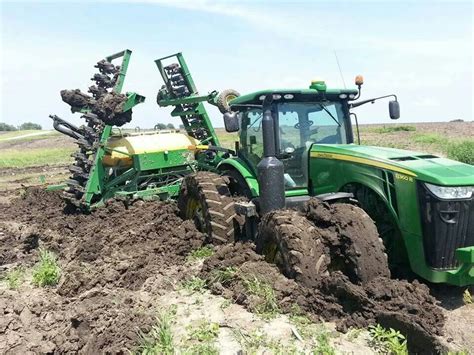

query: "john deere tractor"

left=51, top=50, right=473, bottom=287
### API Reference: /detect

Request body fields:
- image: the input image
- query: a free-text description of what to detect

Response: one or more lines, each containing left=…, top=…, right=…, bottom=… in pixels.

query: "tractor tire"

left=257, top=210, right=330, bottom=288
left=329, top=203, right=391, bottom=283
left=178, top=172, right=237, bottom=244
left=216, top=89, right=240, bottom=114
left=257, top=203, right=390, bottom=287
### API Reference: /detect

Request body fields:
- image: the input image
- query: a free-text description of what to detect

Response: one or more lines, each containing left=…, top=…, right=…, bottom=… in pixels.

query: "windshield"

left=239, top=101, right=348, bottom=189
left=278, top=101, right=347, bottom=148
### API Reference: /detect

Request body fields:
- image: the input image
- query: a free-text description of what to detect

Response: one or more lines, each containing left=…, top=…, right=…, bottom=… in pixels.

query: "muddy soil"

left=201, top=243, right=446, bottom=354
left=0, top=188, right=204, bottom=353
left=0, top=188, right=471, bottom=353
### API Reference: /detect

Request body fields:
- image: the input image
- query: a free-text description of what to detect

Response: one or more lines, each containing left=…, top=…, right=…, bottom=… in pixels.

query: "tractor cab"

left=227, top=84, right=358, bottom=189
left=223, top=78, right=400, bottom=191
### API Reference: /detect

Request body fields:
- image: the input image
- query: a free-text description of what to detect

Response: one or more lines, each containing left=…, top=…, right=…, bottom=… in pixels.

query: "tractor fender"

left=217, top=158, right=259, bottom=197
left=340, top=179, right=401, bottom=231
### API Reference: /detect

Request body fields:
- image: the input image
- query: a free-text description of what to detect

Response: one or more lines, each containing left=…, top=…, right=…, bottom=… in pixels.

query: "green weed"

left=188, top=321, right=219, bottom=342
left=368, top=324, right=408, bottom=355
left=234, top=328, right=302, bottom=354
left=183, top=320, right=219, bottom=355
left=181, top=276, right=207, bottom=293
left=32, top=249, right=61, bottom=287
left=209, top=266, right=238, bottom=285
left=311, top=327, right=336, bottom=355
left=447, top=140, right=474, bottom=165
left=4, top=266, right=25, bottom=289
left=220, top=299, right=231, bottom=310
left=413, top=133, right=446, bottom=145
left=186, top=246, right=214, bottom=262
left=242, top=275, right=280, bottom=319
left=137, top=306, right=177, bottom=355
left=233, top=329, right=270, bottom=353
left=372, top=125, right=416, bottom=133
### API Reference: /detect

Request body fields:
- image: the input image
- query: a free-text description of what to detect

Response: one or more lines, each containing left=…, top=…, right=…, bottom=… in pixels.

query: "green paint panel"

left=133, top=150, right=190, bottom=171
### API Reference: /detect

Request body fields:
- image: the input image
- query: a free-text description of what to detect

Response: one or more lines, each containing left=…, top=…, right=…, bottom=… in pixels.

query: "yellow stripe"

left=310, top=152, right=417, bottom=177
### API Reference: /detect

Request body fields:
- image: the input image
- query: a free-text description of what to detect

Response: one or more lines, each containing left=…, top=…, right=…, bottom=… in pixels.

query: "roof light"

left=309, top=78, right=327, bottom=92
left=339, top=94, right=348, bottom=99
left=284, top=94, right=294, bottom=99
left=273, top=94, right=281, bottom=100
left=348, top=94, right=356, bottom=99
left=355, top=75, right=364, bottom=86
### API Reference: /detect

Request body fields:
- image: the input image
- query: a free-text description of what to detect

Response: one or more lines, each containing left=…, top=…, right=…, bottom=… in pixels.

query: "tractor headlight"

left=424, top=183, right=473, bottom=199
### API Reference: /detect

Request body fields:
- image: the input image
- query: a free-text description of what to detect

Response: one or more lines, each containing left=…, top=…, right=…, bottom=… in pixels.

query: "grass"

left=371, top=125, right=416, bottom=133
left=182, top=320, right=220, bottom=354
left=289, top=305, right=336, bottom=354
left=447, top=140, right=474, bottom=165
left=186, top=246, right=214, bottom=262
left=0, top=130, right=44, bottom=140
left=312, top=328, right=336, bottom=355
left=187, top=321, right=219, bottom=342
left=4, top=266, right=26, bottom=289
left=137, top=306, right=177, bottom=355
left=0, top=147, right=75, bottom=168
left=368, top=324, right=408, bottom=355
left=181, top=276, right=207, bottom=293
left=413, top=133, right=447, bottom=145
left=32, top=248, right=61, bottom=287
left=242, top=275, right=280, bottom=319
left=214, top=128, right=238, bottom=149
left=209, top=266, right=238, bottom=285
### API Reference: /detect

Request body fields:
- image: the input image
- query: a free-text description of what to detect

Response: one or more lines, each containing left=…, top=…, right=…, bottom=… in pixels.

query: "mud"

left=61, top=89, right=95, bottom=109
left=0, top=188, right=204, bottom=353
left=93, top=92, right=132, bottom=127
left=0, top=188, right=466, bottom=354
left=203, top=243, right=446, bottom=353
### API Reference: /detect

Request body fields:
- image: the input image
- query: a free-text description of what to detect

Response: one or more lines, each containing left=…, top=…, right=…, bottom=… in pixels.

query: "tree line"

left=0, top=122, right=42, bottom=131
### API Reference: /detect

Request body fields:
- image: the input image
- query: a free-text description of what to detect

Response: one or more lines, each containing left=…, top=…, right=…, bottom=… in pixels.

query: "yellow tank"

left=103, top=131, right=200, bottom=167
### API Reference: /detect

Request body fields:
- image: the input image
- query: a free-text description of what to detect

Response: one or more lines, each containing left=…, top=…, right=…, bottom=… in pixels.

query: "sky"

left=1, top=0, right=473, bottom=129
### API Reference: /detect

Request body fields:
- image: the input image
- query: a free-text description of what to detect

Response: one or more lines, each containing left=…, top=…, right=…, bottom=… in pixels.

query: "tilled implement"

left=50, top=49, right=145, bottom=208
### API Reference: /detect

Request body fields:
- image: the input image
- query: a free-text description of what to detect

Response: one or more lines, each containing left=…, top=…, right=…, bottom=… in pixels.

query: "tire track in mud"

left=0, top=188, right=450, bottom=353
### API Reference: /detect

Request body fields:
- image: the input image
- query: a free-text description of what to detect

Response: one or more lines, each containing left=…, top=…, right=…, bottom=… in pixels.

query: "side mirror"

left=389, top=100, right=400, bottom=120
left=223, top=111, right=240, bottom=132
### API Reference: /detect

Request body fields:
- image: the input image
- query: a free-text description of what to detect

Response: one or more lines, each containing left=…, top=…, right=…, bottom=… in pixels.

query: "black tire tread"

left=178, top=172, right=236, bottom=244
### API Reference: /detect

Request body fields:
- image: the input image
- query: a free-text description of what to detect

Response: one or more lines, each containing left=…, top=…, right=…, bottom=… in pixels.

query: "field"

left=0, top=122, right=473, bottom=354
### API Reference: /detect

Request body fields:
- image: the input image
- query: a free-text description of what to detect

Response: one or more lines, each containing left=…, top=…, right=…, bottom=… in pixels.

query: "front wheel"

left=257, top=201, right=390, bottom=286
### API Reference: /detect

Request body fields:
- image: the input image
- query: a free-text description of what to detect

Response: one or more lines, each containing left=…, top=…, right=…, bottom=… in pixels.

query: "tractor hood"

left=311, top=144, right=474, bottom=186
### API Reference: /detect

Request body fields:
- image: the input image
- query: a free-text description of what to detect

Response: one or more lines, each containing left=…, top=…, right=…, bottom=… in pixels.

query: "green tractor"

left=51, top=50, right=473, bottom=287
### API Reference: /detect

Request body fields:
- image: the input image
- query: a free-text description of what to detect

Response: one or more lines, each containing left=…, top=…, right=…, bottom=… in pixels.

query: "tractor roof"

left=230, top=87, right=359, bottom=106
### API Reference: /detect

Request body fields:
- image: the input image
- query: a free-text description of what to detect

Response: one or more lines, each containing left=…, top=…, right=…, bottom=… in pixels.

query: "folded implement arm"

left=50, top=49, right=145, bottom=209
left=154, top=53, right=220, bottom=146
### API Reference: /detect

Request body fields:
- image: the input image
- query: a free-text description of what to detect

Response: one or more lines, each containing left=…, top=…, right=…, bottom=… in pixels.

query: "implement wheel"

left=216, top=89, right=240, bottom=114
left=178, top=172, right=237, bottom=244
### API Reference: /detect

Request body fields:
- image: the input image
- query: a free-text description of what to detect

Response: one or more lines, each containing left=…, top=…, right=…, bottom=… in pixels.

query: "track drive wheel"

left=216, top=89, right=240, bottom=114
left=257, top=210, right=329, bottom=288
left=178, top=172, right=237, bottom=244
